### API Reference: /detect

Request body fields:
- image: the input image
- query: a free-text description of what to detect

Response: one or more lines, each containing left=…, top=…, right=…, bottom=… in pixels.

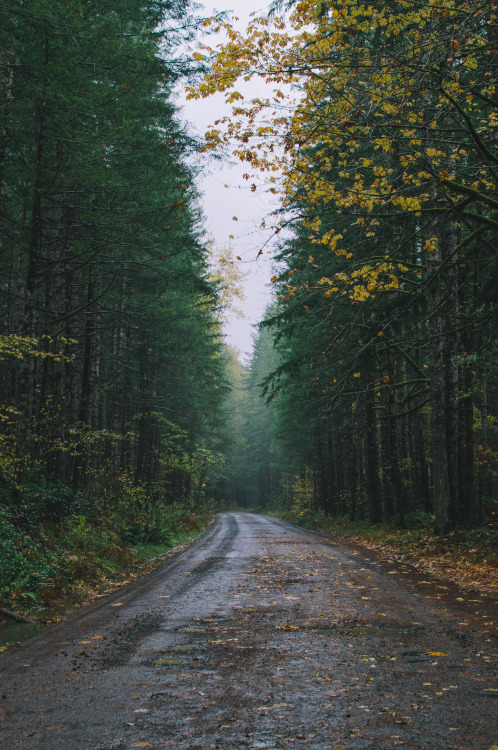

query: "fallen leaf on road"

left=277, top=624, right=299, bottom=630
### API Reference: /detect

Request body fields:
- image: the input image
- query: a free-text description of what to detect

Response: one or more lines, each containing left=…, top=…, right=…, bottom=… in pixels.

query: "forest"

left=0, top=0, right=231, bottom=609
left=0, top=0, right=497, bottom=613
left=203, top=0, right=498, bottom=565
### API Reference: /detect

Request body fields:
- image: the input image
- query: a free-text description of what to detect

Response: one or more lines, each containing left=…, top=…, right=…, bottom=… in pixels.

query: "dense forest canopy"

left=0, top=0, right=496, bottom=612
left=195, top=0, right=498, bottom=534
left=0, top=0, right=235, bottom=604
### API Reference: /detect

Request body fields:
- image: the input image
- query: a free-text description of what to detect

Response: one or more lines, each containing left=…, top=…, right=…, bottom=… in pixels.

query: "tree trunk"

left=428, top=229, right=451, bottom=534
left=363, top=384, right=382, bottom=524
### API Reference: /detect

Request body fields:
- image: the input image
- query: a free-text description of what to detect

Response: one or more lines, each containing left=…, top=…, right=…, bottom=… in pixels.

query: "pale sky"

left=178, top=0, right=281, bottom=362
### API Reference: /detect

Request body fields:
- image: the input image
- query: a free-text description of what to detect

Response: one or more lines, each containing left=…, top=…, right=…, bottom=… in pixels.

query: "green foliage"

left=131, top=509, right=210, bottom=560
left=0, top=504, right=129, bottom=608
left=189, top=0, right=498, bottom=534
left=283, top=469, right=317, bottom=522
left=0, top=507, right=39, bottom=602
left=20, top=477, right=89, bottom=523
left=0, top=499, right=212, bottom=611
left=218, top=321, right=281, bottom=507
left=0, top=0, right=232, bottom=615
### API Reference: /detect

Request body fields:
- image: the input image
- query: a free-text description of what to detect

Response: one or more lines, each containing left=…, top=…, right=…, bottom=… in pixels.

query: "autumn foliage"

left=193, top=0, right=498, bottom=534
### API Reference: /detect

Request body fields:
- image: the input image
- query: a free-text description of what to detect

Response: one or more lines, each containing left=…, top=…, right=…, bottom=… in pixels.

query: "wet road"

left=0, top=512, right=496, bottom=749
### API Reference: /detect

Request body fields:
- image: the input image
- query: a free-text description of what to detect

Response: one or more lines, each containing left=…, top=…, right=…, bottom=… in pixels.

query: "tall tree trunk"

left=410, top=411, right=431, bottom=512
left=342, top=398, right=357, bottom=520
left=362, top=383, right=382, bottom=524
left=14, top=85, right=48, bottom=498
left=380, top=404, right=394, bottom=522
left=428, top=229, right=451, bottom=534
left=443, top=225, right=460, bottom=524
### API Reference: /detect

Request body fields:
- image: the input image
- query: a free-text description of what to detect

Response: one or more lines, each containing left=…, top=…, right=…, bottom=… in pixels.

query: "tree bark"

left=363, top=383, right=382, bottom=524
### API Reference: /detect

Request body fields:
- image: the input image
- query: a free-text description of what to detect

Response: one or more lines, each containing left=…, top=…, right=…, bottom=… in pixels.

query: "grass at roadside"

left=271, top=509, right=498, bottom=596
left=0, top=506, right=213, bottom=621
left=132, top=524, right=211, bottom=561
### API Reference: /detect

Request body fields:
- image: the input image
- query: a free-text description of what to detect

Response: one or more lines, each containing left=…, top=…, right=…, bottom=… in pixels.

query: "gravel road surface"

left=0, top=512, right=496, bottom=749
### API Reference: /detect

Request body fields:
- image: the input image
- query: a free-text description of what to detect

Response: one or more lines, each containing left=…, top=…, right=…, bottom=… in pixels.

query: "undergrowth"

left=0, top=504, right=211, bottom=616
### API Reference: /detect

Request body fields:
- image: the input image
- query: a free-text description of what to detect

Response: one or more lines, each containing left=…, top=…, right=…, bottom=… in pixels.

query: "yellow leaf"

left=425, top=651, right=448, bottom=657
left=424, top=237, right=438, bottom=253
left=277, top=623, right=299, bottom=630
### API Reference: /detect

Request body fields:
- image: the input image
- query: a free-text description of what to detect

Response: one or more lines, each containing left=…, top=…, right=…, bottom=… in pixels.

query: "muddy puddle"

left=0, top=618, right=46, bottom=650
left=0, top=596, right=84, bottom=651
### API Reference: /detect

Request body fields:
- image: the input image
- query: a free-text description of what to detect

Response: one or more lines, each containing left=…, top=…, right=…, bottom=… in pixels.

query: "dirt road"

left=0, top=512, right=496, bottom=749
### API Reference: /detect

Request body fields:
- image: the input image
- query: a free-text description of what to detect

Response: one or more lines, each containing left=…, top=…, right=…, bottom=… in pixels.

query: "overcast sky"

left=178, top=0, right=281, bottom=362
